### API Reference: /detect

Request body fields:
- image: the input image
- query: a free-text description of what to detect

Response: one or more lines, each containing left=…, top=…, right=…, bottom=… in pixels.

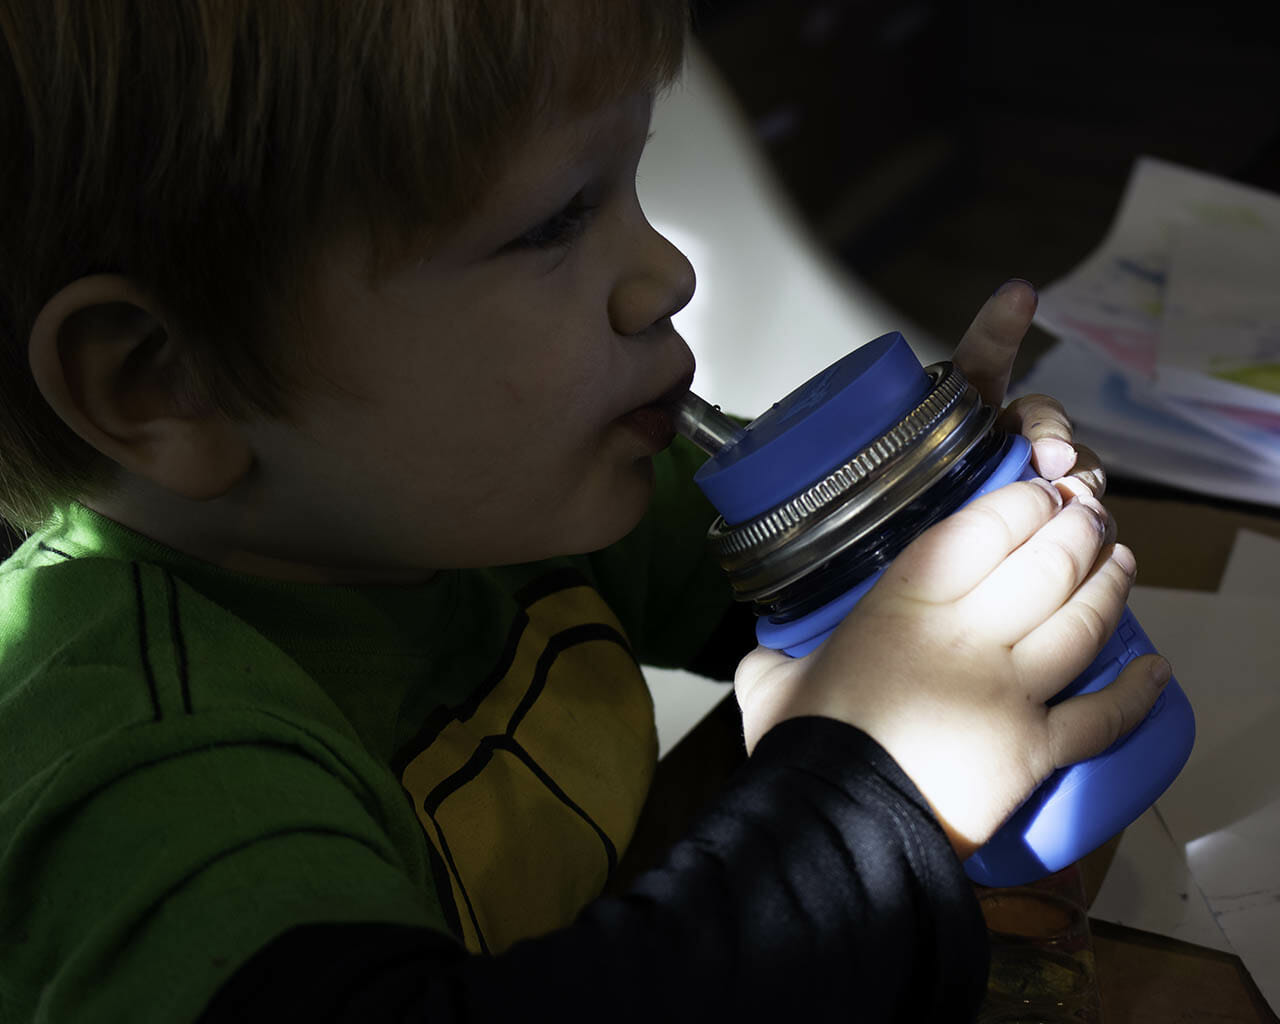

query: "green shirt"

left=0, top=438, right=734, bottom=1023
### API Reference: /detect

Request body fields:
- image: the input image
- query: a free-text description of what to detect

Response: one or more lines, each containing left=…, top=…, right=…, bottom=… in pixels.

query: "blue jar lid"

left=693, top=331, right=932, bottom=524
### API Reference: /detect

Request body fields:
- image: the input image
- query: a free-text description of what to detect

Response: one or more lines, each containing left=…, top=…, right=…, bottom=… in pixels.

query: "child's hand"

left=951, top=279, right=1105, bottom=500
left=733, top=476, right=1171, bottom=860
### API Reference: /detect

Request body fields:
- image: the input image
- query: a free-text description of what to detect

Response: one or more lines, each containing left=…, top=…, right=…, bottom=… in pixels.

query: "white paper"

left=1219, top=529, right=1280, bottom=598
left=1190, top=530, right=1280, bottom=1013
left=1107, top=525, right=1280, bottom=1012
left=1089, top=806, right=1231, bottom=952
left=1128, top=587, right=1280, bottom=846
left=1028, top=156, right=1280, bottom=474
left=1037, top=156, right=1280, bottom=380
left=1159, top=221, right=1280, bottom=414
left=1011, top=341, right=1280, bottom=506
left=1184, top=804, right=1280, bottom=1014
left=1092, top=534, right=1280, bottom=970
left=643, top=665, right=731, bottom=760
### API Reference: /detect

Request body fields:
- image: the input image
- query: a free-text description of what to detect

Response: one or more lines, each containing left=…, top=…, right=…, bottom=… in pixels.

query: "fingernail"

left=1032, top=437, right=1077, bottom=480
left=1070, top=494, right=1107, bottom=529
left=1149, top=656, right=1172, bottom=688
left=1056, top=475, right=1095, bottom=501
left=1031, top=476, right=1063, bottom=506
left=1112, top=543, right=1136, bottom=577
left=994, top=278, right=1038, bottom=300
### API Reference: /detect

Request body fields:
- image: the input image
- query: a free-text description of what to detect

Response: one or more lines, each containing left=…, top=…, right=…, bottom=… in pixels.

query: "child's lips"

left=617, top=403, right=677, bottom=452
left=616, top=367, right=694, bottom=452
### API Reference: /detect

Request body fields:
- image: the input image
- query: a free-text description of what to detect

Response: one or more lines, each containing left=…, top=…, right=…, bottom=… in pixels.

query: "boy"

left=0, top=2, right=1168, bottom=1020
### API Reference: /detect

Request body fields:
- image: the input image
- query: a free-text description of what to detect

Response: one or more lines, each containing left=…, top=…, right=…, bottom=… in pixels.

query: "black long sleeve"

left=200, top=716, right=989, bottom=1023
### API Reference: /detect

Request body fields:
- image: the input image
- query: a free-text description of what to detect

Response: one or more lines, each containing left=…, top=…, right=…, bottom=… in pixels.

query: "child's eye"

left=508, top=193, right=597, bottom=250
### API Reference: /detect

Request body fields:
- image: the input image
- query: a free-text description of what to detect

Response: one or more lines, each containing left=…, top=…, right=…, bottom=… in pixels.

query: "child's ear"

left=27, top=275, right=253, bottom=501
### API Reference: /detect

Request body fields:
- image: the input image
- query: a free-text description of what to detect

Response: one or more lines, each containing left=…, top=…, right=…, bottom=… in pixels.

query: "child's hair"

left=0, top=1, right=688, bottom=536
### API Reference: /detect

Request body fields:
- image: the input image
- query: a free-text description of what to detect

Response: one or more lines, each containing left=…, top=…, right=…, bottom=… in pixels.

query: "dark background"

left=689, top=0, right=1280, bottom=388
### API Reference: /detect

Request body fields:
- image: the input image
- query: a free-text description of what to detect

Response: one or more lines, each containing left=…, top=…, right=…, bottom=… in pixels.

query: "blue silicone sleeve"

left=964, top=604, right=1195, bottom=886
left=754, top=435, right=1196, bottom=885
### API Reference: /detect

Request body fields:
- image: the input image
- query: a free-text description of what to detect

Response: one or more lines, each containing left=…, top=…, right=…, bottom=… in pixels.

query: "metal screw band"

left=705, top=361, right=1000, bottom=604
left=711, top=362, right=968, bottom=560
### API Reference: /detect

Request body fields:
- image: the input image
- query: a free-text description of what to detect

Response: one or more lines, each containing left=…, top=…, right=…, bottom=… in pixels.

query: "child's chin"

left=574, top=464, right=657, bottom=552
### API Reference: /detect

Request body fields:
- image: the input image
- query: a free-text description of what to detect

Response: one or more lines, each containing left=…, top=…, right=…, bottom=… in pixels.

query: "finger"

left=1053, top=443, right=1106, bottom=500
left=733, top=644, right=812, bottom=755
left=951, top=279, right=1038, bottom=407
left=1012, top=542, right=1136, bottom=698
left=733, top=644, right=797, bottom=711
left=888, top=477, right=1063, bottom=605
left=1044, top=653, right=1173, bottom=769
left=997, top=393, right=1077, bottom=480
left=959, top=495, right=1114, bottom=645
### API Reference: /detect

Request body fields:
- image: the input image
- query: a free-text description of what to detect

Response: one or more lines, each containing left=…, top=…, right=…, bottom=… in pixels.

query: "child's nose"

left=608, top=222, right=696, bottom=337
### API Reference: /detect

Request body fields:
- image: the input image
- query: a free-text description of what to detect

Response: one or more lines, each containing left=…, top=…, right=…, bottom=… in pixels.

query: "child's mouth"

left=617, top=403, right=677, bottom=452
left=617, top=363, right=694, bottom=451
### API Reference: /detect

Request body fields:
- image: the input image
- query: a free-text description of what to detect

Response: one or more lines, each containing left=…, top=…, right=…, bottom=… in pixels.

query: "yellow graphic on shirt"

left=399, top=581, right=656, bottom=954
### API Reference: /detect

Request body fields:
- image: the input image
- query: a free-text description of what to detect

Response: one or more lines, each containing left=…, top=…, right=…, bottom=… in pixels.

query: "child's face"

left=224, top=90, right=697, bottom=582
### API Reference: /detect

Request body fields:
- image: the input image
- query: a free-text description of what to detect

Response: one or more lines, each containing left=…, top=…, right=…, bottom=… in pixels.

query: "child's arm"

left=201, top=717, right=986, bottom=1023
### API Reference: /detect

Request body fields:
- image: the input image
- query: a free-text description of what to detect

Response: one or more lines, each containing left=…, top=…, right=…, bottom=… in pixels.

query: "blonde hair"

left=0, top=1, right=688, bottom=534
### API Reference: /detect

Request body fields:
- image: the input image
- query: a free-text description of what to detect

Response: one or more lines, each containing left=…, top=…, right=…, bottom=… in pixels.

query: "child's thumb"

left=1044, top=654, right=1173, bottom=771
